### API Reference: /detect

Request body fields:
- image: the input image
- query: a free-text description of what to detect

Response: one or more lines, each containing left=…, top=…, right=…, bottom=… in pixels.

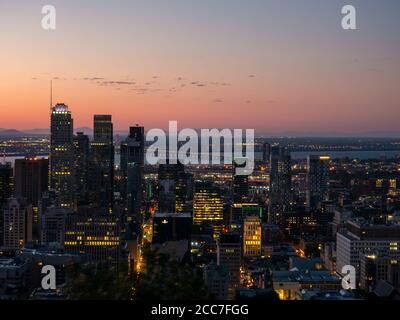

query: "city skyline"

left=1, top=0, right=400, bottom=135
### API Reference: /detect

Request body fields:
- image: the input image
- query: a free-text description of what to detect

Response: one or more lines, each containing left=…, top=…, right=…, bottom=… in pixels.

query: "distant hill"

left=23, top=128, right=50, bottom=135
left=0, top=127, right=128, bottom=138
left=0, top=129, right=27, bottom=137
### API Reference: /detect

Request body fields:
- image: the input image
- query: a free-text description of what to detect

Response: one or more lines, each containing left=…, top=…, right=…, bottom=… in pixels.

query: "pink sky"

left=1, top=1, right=399, bottom=135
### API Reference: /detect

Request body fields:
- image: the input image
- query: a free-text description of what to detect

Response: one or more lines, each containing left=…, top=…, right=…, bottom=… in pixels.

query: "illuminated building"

left=243, top=216, right=261, bottom=257
left=306, top=155, right=330, bottom=211
left=49, top=103, right=75, bottom=208
left=158, top=161, right=192, bottom=213
left=269, top=145, right=292, bottom=227
left=88, top=115, right=114, bottom=211
left=272, top=269, right=341, bottom=300
left=193, top=181, right=224, bottom=237
left=2, top=198, right=32, bottom=250
left=64, top=209, right=120, bottom=268
left=120, top=125, right=144, bottom=218
left=217, top=232, right=241, bottom=299
left=73, top=132, right=89, bottom=206
left=336, top=219, right=400, bottom=284
left=231, top=202, right=263, bottom=222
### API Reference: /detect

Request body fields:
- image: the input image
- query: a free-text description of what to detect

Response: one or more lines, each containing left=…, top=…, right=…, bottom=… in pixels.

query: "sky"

left=0, top=0, right=399, bottom=135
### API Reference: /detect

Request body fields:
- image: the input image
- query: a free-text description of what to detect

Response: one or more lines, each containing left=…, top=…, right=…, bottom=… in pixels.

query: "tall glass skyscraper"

left=89, top=115, right=114, bottom=211
left=120, top=125, right=144, bottom=219
left=49, top=103, right=75, bottom=208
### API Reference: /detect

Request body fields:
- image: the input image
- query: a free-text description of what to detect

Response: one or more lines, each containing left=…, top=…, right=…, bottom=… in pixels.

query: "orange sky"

left=1, top=1, right=399, bottom=135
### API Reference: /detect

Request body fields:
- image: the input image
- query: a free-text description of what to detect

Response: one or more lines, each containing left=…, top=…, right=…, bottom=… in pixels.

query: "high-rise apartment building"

left=269, top=145, right=292, bottom=226
left=306, top=155, right=330, bottom=211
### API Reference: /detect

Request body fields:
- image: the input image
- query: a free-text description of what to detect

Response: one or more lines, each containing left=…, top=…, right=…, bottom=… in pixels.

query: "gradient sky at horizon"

left=0, top=0, right=399, bottom=135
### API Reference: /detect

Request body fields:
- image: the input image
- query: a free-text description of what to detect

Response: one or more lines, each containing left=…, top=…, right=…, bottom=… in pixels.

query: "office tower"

left=336, top=219, right=400, bottom=284
left=0, top=162, right=13, bottom=207
left=243, top=216, right=262, bottom=257
left=269, top=145, right=292, bottom=226
left=120, top=126, right=144, bottom=218
left=158, top=161, right=192, bottom=213
left=73, top=132, right=90, bottom=206
left=40, top=207, right=70, bottom=245
left=14, top=157, right=48, bottom=207
left=217, top=232, right=242, bottom=299
left=232, top=159, right=249, bottom=203
left=2, top=198, right=32, bottom=250
left=14, top=157, right=48, bottom=218
left=49, top=103, right=75, bottom=208
left=306, top=155, right=330, bottom=211
left=64, top=209, right=120, bottom=268
left=203, top=262, right=229, bottom=300
left=152, top=212, right=192, bottom=244
left=193, top=181, right=224, bottom=236
left=231, top=203, right=263, bottom=223
left=88, top=115, right=114, bottom=211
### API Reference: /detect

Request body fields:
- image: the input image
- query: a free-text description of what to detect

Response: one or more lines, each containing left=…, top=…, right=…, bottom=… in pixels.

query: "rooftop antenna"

left=50, top=80, right=53, bottom=111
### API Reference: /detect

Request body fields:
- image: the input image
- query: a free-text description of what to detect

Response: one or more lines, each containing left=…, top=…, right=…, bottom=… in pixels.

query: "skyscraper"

left=232, top=159, right=249, bottom=203
left=88, top=115, right=114, bottom=211
left=193, top=181, right=224, bottom=237
left=269, top=145, right=292, bottom=226
left=14, top=157, right=49, bottom=240
left=14, top=157, right=49, bottom=210
left=306, top=155, right=330, bottom=211
left=158, top=161, right=192, bottom=213
left=0, top=162, right=13, bottom=208
left=120, top=126, right=144, bottom=219
left=0, top=163, right=12, bottom=247
left=73, top=132, right=90, bottom=206
left=49, top=103, right=75, bottom=208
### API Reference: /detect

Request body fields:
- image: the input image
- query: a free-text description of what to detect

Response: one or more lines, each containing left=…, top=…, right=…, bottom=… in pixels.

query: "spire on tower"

left=50, top=80, right=53, bottom=111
